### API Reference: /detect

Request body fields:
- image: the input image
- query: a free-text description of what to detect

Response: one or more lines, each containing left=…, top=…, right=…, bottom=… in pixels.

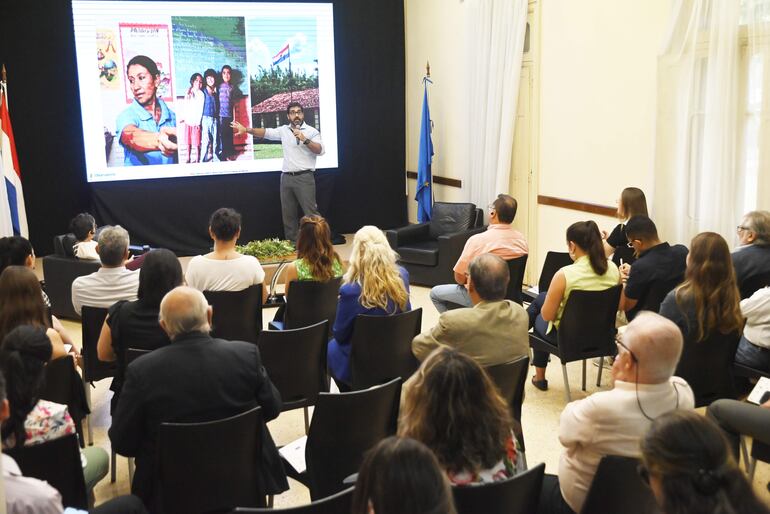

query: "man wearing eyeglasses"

left=537, top=312, right=694, bottom=514
left=232, top=102, right=324, bottom=242
left=732, top=210, right=770, bottom=298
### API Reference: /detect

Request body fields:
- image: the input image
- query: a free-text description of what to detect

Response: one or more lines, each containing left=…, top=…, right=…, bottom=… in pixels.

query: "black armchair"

left=385, top=202, right=484, bottom=286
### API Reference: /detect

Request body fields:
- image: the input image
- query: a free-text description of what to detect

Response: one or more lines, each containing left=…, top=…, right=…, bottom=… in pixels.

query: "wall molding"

left=406, top=171, right=462, bottom=188
left=537, top=195, right=616, bottom=217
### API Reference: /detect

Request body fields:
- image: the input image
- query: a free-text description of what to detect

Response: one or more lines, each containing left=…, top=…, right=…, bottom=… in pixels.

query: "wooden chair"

left=203, top=284, right=263, bottom=343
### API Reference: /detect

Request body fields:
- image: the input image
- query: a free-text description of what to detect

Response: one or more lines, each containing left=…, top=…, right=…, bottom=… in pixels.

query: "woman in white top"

left=185, top=208, right=267, bottom=302
left=735, top=286, right=770, bottom=371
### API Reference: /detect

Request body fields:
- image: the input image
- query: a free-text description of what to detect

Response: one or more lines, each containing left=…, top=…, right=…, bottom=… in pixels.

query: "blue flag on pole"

left=416, top=79, right=433, bottom=222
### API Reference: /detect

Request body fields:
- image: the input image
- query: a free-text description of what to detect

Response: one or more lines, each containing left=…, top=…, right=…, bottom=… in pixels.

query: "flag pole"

left=424, top=61, right=434, bottom=210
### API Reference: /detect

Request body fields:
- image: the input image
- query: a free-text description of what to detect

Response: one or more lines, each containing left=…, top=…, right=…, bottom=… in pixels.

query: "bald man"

left=109, top=286, right=287, bottom=511
left=538, top=312, right=695, bottom=514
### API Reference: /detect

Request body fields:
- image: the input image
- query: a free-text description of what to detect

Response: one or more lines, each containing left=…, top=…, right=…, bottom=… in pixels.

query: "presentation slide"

left=71, top=1, right=338, bottom=182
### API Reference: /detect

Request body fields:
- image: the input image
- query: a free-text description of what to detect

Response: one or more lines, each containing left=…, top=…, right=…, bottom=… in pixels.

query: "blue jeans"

left=429, top=284, right=472, bottom=313
left=200, top=115, right=217, bottom=162
left=527, top=291, right=558, bottom=368
left=735, top=335, right=770, bottom=372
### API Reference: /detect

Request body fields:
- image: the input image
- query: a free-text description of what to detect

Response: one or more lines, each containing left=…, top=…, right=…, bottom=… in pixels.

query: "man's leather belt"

left=283, top=169, right=314, bottom=176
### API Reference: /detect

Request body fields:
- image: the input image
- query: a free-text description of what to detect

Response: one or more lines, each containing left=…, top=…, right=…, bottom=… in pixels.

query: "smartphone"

left=761, top=391, right=770, bottom=405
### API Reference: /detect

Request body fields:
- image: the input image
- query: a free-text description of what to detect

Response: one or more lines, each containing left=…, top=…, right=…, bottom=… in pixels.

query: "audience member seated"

left=400, top=348, right=525, bottom=485
left=640, top=410, right=770, bottom=514
left=0, top=266, right=69, bottom=360
left=283, top=215, right=343, bottom=295
left=328, top=226, right=411, bottom=387
left=96, top=249, right=183, bottom=412
left=69, top=212, right=99, bottom=261
left=601, top=187, right=648, bottom=266
left=0, top=326, right=109, bottom=492
left=527, top=221, right=620, bottom=391
left=352, top=436, right=457, bottom=514
left=735, top=286, right=770, bottom=371
left=659, top=232, right=744, bottom=343
left=71, top=226, right=139, bottom=316
left=733, top=210, right=770, bottom=294
left=707, top=397, right=770, bottom=463
left=109, top=286, right=287, bottom=511
left=619, top=215, right=688, bottom=321
left=185, top=207, right=267, bottom=302
left=429, top=194, right=527, bottom=313
left=537, top=312, right=694, bottom=514
left=412, top=253, right=528, bottom=366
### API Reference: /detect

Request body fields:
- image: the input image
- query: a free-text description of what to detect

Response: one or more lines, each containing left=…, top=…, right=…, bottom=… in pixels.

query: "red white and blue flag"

left=0, top=81, right=28, bottom=237
left=272, top=44, right=290, bottom=66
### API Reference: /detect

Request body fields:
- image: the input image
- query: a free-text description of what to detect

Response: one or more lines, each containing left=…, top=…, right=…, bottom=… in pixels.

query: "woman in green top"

left=283, top=215, right=343, bottom=297
left=527, top=220, right=621, bottom=390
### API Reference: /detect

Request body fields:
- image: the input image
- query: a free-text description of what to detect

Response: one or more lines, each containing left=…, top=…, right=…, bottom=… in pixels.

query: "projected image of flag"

left=272, top=44, right=290, bottom=66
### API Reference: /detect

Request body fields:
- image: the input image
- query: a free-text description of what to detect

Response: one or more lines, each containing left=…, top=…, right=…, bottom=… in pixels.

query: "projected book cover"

left=73, top=1, right=338, bottom=182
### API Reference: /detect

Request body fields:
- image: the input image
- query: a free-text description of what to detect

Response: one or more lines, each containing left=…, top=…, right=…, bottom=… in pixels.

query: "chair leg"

left=110, top=448, right=116, bottom=483
left=268, top=496, right=274, bottom=508
left=128, top=457, right=135, bottom=484
left=596, top=357, right=604, bottom=387
left=741, top=437, right=751, bottom=472
left=303, top=406, right=310, bottom=435
left=581, top=360, right=587, bottom=391
left=83, top=378, right=93, bottom=446
left=562, top=364, right=572, bottom=403
left=749, top=457, right=757, bottom=480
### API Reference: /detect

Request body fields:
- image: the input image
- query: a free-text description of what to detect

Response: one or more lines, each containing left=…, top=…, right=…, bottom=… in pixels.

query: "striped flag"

left=0, top=81, right=28, bottom=237
left=272, top=44, right=290, bottom=66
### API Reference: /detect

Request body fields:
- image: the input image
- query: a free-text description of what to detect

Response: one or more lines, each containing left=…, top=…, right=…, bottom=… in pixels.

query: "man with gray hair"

left=109, top=287, right=287, bottom=511
left=538, top=312, right=694, bottom=514
left=733, top=210, right=770, bottom=297
left=71, top=225, right=139, bottom=315
left=412, top=253, right=529, bottom=366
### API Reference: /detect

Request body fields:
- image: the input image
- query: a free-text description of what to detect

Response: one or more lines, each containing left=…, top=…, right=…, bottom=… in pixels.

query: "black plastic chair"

left=484, top=356, right=530, bottom=451
left=80, top=306, right=116, bottom=445
left=505, top=255, right=528, bottom=305
left=529, top=285, right=622, bottom=402
left=5, top=434, right=89, bottom=509
left=257, top=320, right=329, bottom=433
left=733, top=362, right=770, bottom=381
left=230, top=486, right=353, bottom=513
left=269, top=278, right=341, bottom=337
left=675, top=330, right=740, bottom=408
left=522, top=251, right=572, bottom=303
left=203, top=284, right=263, bottom=343
left=158, top=406, right=266, bottom=514
left=125, top=347, right=153, bottom=364
left=286, top=377, right=402, bottom=501
left=452, top=462, right=545, bottom=514
left=579, top=455, right=660, bottom=514
left=42, top=254, right=101, bottom=320
left=41, top=355, right=89, bottom=448
left=350, top=309, right=422, bottom=390
left=739, top=271, right=770, bottom=299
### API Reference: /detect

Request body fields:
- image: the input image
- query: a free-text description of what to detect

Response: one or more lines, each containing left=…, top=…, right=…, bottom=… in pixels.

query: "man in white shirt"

left=71, top=225, right=139, bottom=315
left=538, top=312, right=695, bottom=514
left=231, top=102, right=324, bottom=242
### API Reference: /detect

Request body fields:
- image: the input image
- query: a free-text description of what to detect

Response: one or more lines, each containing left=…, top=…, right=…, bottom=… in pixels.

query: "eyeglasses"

left=616, top=340, right=636, bottom=362
left=637, top=464, right=651, bottom=486
left=737, top=225, right=750, bottom=233
left=288, top=109, right=303, bottom=115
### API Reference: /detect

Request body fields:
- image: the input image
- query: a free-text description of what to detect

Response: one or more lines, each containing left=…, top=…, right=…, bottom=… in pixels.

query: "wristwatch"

left=303, top=138, right=311, bottom=145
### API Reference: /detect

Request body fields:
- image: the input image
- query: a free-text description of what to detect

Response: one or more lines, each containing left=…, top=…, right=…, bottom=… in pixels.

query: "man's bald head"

left=159, top=286, right=211, bottom=340
left=623, top=312, right=683, bottom=383
left=468, top=253, right=510, bottom=301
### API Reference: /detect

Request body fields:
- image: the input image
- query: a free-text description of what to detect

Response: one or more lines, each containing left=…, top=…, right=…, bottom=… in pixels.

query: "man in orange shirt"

left=430, top=194, right=528, bottom=312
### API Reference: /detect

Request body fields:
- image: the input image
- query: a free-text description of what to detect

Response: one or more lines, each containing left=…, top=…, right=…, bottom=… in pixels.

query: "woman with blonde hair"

left=328, top=226, right=410, bottom=387
left=283, top=215, right=343, bottom=296
left=602, top=187, right=648, bottom=265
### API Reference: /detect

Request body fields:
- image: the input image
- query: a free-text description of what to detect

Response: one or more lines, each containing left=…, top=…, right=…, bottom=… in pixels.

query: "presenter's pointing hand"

left=158, top=127, right=178, bottom=156
left=231, top=121, right=247, bottom=135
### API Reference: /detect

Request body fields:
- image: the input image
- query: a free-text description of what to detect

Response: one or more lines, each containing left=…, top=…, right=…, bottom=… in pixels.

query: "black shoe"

left=531, top=376, right=548, bottom=391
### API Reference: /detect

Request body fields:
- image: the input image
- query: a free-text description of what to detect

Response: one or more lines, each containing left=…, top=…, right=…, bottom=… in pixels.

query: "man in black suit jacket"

left=109, top=286, right=287, bottom=511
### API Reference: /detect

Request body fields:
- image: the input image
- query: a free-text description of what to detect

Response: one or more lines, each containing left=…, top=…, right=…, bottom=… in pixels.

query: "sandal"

left=531, top=376, right=548, bottom=391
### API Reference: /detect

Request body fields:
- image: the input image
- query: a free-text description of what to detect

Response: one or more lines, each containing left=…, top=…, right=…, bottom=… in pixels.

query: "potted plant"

left=236, top=238, right=296, bottom=263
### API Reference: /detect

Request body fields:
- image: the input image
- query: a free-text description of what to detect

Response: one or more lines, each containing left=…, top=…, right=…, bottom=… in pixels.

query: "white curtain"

left=655, top=0, right=770, bottom=246
left=465, top=0, right=528, bottom=212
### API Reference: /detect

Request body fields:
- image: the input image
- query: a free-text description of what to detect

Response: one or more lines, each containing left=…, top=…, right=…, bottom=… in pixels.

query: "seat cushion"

left=398, top=241, right=439, bottom=266
left=429, top=203, right=477, bottom=239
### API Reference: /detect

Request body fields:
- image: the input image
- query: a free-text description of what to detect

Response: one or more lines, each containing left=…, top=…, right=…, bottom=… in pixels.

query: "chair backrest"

left=537, top=252, right=573, bottom=293
left=350, top=308, right=422, bottom=390
left=257, top=320, right=329, bottom=411
left=231, top=486, right=354, bottom=513
left=42, top=256, right=101, bottom=319
left=452, top=462, right=545, bottom=514
left=484, top=355, right=530, bottom=424
left=429, top=202, right=478, bottom=239
left=203, top=284, right=263, bottom=343
left=158, top=406, right=265, bottom=514
left=505, top=255, right=528, bottom=304
left=306, top=377, right=402, bottom=500
left=5, top=434, right=88, bottom=509
left=80, top=306, right=116, bottom=383
left=739, top=271, right=770, bottom=299
left=675, top=330, right=740, bottom=408
left=284, top=278, right=342, bottom=335
left=125, top=347, right=152, bottom=365
left=53, top=233, right=77, bottom=257
left=635, top=275, right=683, bottom=316
left=557, top=285, right=622, bottom=364
left=579, top=455, right=660, bottom=514
left=41, top=355, right=90, bottom=426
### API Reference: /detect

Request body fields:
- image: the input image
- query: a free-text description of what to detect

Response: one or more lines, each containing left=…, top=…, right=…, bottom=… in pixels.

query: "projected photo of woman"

left=116, top=55, right=178, bottom=166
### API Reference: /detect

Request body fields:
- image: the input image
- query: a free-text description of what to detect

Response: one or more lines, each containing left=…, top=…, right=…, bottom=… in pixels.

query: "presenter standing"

left=232, top=102, right=324, bottom=242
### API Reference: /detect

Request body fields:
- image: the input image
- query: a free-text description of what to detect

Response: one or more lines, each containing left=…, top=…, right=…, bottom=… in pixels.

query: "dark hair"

left=0, top=370, right=6, bottom=402
left=400, top=348, right=513, bottom=475
left=209, top=208, right=241, bottom=242
left=641, top=410, right=769, bottom=514
left=619, top=187, right=648, bottom=220
left=625, top=215, right=659, bottom=242
left=296, top=216, right=340, bottom=282
left=287, top=101, right=303, bottom=114
left=352, top=436, right=457, bottom=514
left=492, top=194, right=518, bottom=224
left=220, top=64, right=232, bottom=73
left=0, top=325, right=53, bottom=446
left=0, top=266, right=48, bottom=343
left=0, top=236, right=33, bottom=275
left=69, top=213, right=96, bottom=242
left=137, top=249, right=183, bottom=308
left=189, top=73, right=202, bottom=85
left=126, top=55, right=160, bottom=77
left=204, top=68, right=217, bottom=80
left=566, top=221, right=608, bottom=275
left=468, top=253, right=509, bottom=301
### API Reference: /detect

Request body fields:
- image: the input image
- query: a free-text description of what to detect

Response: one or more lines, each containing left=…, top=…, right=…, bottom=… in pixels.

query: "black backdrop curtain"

left=0, top=0, right=406, bottom=255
